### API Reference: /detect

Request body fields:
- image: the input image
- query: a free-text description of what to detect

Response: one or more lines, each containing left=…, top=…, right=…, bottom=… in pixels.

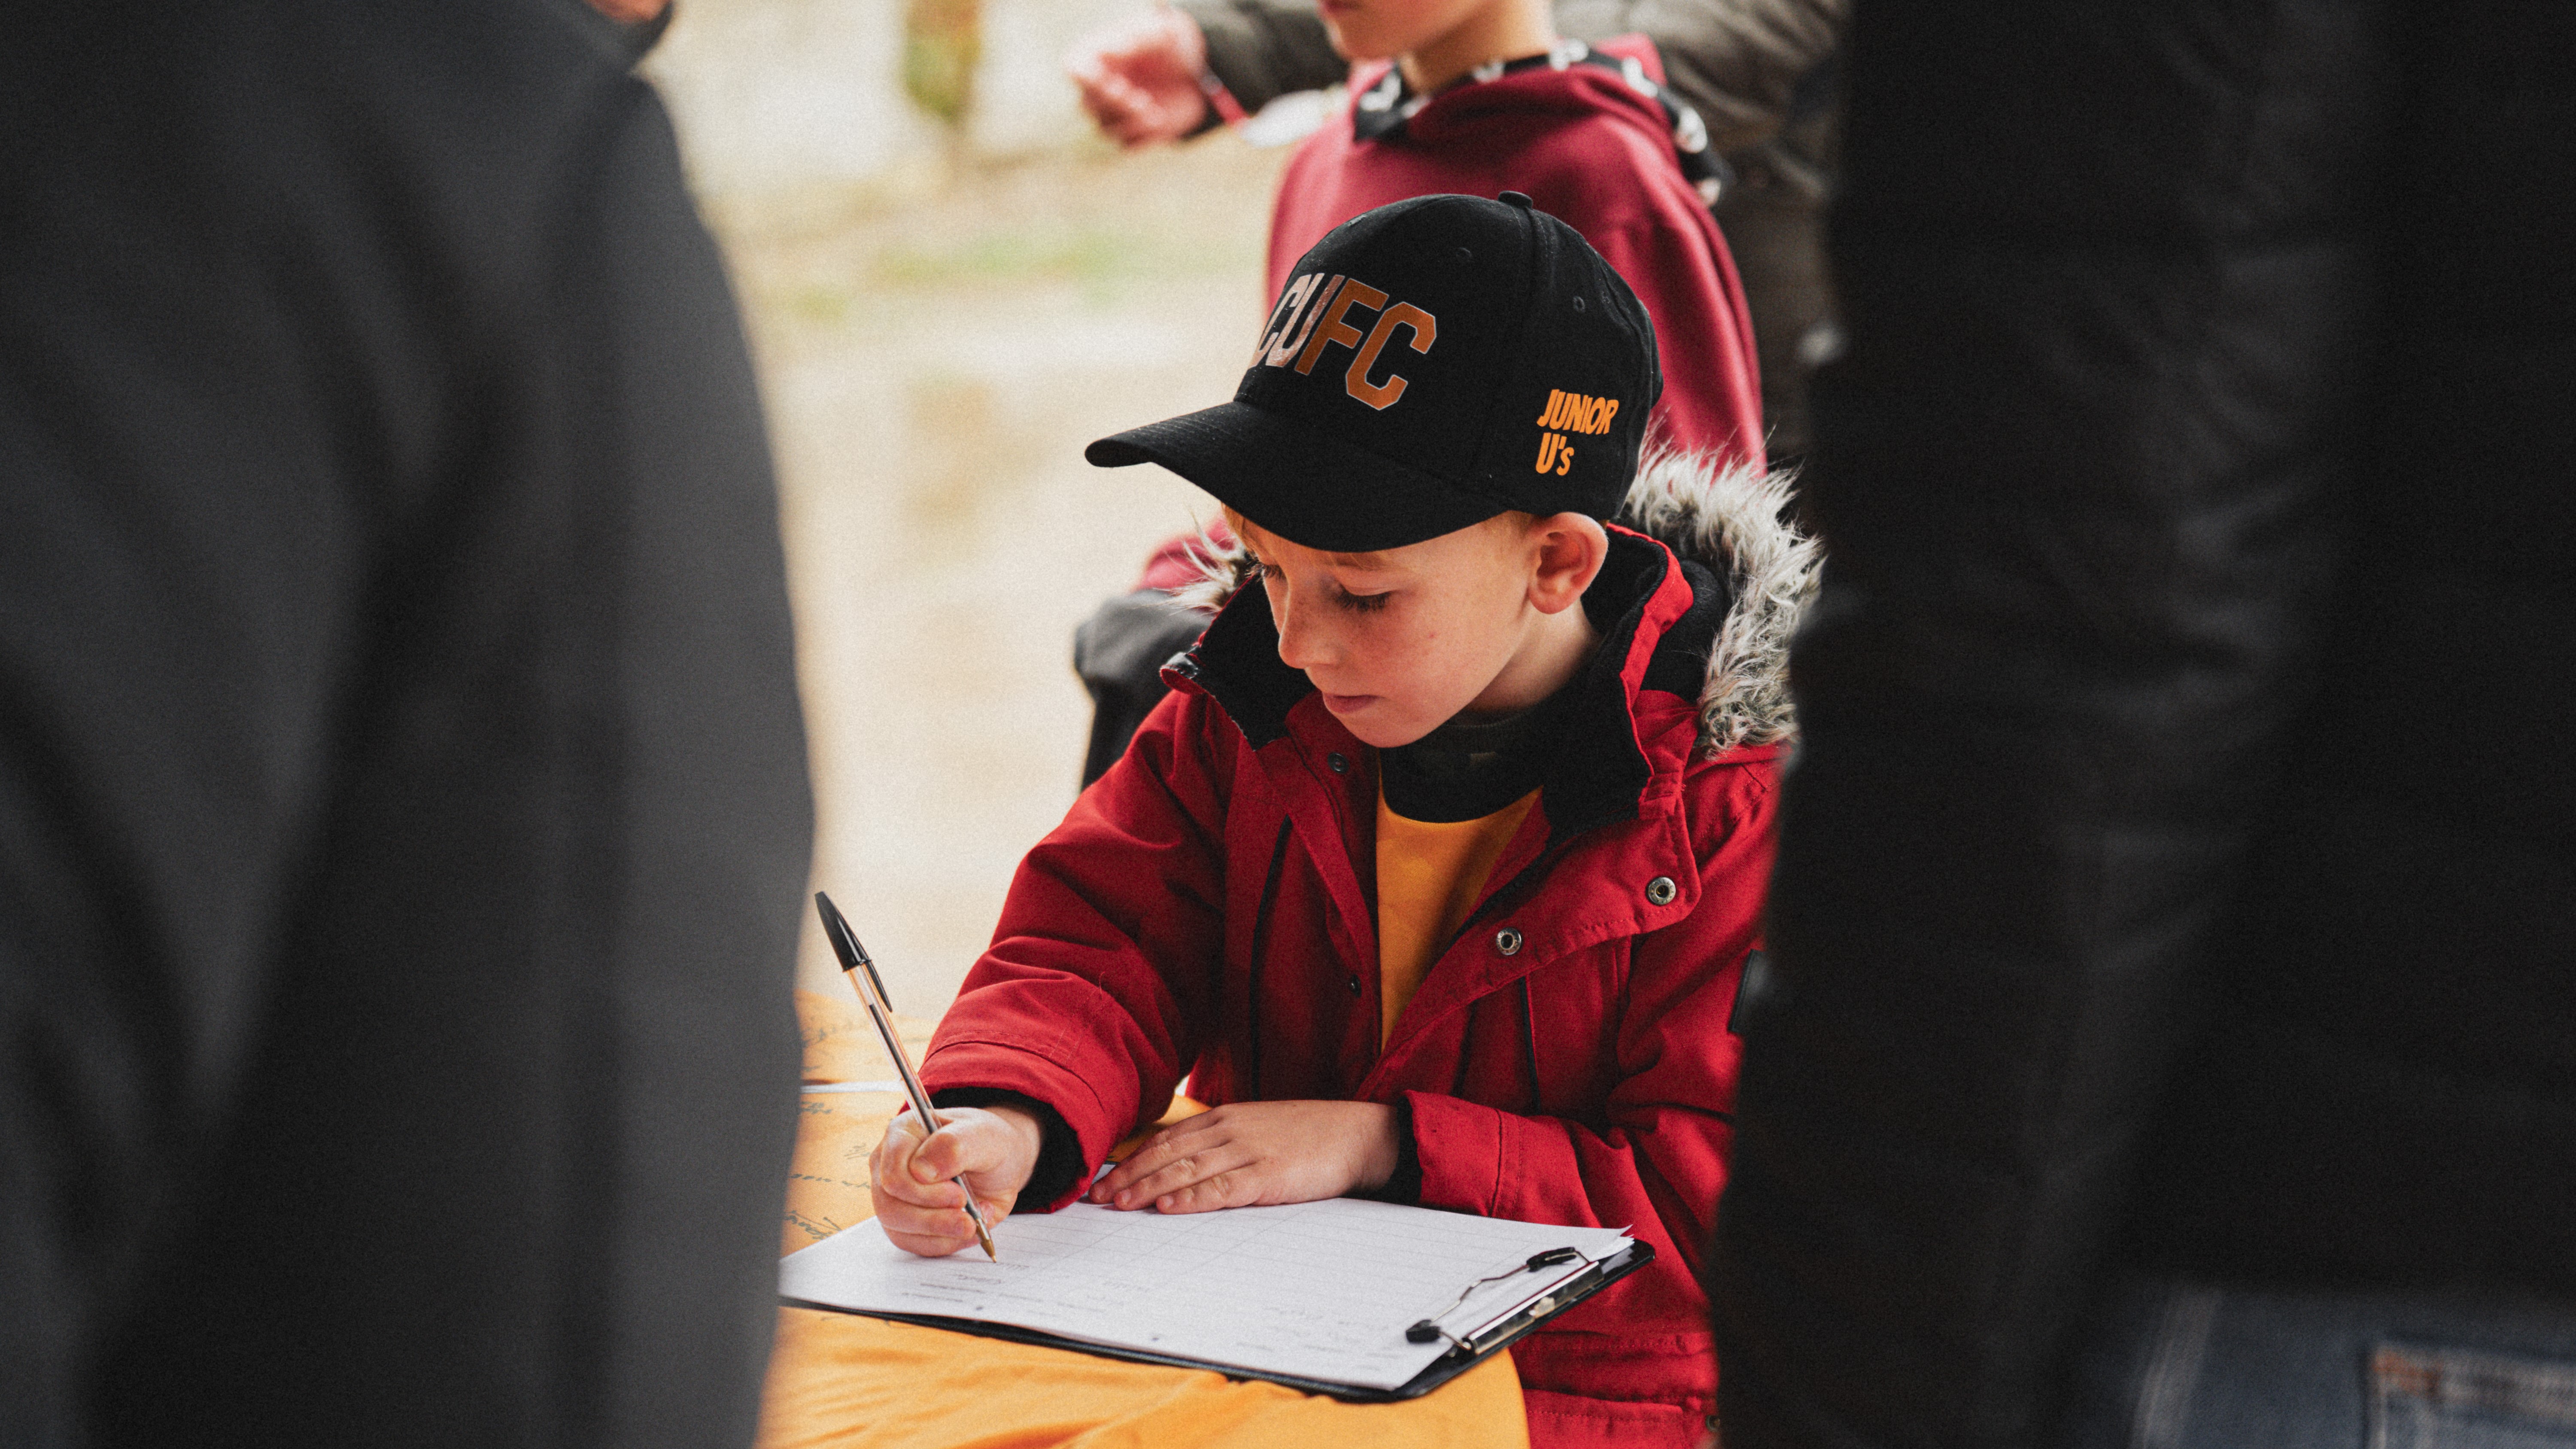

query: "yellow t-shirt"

left=1374, top=785, right=1538, bottom=1042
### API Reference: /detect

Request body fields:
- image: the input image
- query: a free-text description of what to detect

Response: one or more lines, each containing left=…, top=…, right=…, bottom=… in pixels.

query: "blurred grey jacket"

left=0, top=1, right=812, bottom=1443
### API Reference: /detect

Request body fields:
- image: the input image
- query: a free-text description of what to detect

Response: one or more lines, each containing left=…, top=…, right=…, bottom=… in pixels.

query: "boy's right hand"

left=869, top=1105, right=1042, bottom=1258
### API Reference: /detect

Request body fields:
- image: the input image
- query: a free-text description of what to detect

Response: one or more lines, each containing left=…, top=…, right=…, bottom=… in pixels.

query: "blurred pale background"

left=646, top=0, right=1299, bottom=1014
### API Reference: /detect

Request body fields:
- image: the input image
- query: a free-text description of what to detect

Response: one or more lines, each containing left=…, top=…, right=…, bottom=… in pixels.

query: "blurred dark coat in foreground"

left=0, top=2, right=813, bottom=1444
left=1710, top=0, right=2576, bottom=1444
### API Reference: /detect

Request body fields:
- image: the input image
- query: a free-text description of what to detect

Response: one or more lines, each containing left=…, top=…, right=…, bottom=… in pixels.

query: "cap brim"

left=1086, top=401, right=1506, bottom=553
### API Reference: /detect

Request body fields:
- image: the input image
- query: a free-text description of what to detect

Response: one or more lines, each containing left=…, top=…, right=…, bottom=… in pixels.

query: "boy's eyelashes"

left=1248, top=556, right=1393, bottom=614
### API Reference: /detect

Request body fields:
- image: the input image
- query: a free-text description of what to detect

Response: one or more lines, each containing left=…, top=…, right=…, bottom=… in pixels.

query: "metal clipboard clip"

left=1405, top=1245, right=1603, bottom=1355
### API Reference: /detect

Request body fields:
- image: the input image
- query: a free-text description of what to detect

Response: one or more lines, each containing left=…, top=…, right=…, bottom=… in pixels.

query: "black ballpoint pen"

left=814, top=891, right=997, bottom=1262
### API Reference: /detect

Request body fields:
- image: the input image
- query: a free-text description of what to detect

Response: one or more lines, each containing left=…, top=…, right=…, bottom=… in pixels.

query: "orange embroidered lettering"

left=1535, top=389, right=1565, bottom=426
left=1555, top=440, right=1575, bottom=475
left=1253, top=274, right=1322, bottom=368
left=1344, top=302, right=1436, bottom=410
left=1267, top=275, right=1336, bottom=368
left=1295, top=279, right=1387, bottom=375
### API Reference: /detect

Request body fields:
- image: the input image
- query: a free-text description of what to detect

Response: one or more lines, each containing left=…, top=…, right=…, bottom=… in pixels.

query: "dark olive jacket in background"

left=0, top=2, right=812, bottom=1444
left=1710, top=0, right=2576, bottom=1445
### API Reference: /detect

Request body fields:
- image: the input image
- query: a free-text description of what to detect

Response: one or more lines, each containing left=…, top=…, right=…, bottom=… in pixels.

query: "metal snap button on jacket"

left=1327, top=752, right=1349, bottom=774
left=1495, top=927, right=1524, bottom=956
left=1645, top=876, right=1678, bottom=906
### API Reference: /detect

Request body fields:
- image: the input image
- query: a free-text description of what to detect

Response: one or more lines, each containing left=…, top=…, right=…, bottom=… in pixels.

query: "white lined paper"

left=778, top=1197, right=1631, bottom=1390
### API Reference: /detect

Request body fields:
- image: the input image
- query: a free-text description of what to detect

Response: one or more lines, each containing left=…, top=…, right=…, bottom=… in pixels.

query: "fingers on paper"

left=1150, top=1168, right=1257, bottom=1214
left=1115, top=1150, right=1220, bottom=1208
left=883, top=1184, right=1011, bottom=1259
left=1094, top=1117, right=1256, bottom=1211
left=881, top=1209, right=987, bottom=1258
left=1088, top=1114, right=1203, bottom=1201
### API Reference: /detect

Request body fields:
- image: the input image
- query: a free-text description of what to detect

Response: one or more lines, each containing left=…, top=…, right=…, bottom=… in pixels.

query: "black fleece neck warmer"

left=1378, top=675, right=1586, bottom=823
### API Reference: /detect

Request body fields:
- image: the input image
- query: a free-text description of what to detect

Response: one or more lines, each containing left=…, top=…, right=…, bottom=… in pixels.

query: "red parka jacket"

left=923, top=455, right=1817, bottom=1448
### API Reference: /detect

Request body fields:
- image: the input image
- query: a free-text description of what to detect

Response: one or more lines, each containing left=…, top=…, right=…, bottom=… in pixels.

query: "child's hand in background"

left=870, top=1105, right=1042, bottom=1256
left=1088, top=1100, right=1399, bottom=1213
left=1064, top=7, right=1209, bottom=149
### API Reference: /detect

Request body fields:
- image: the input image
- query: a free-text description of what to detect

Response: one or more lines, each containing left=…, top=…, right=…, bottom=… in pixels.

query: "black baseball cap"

left=1084, top=192, right=1662, bottom=553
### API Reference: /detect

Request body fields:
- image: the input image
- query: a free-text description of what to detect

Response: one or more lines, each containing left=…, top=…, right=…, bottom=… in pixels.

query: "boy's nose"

left=1270, top=586, right=1331, bottom=671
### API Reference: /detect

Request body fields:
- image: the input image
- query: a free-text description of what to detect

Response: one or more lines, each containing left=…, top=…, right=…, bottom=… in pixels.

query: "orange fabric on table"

left=1374, top=788, right=1539, bottom=1042
left=763, top=988, right=1528, bottom=1449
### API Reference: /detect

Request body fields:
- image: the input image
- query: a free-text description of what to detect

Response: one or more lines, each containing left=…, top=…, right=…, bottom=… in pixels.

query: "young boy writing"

left=872, top=195, right=1814, bottom=1447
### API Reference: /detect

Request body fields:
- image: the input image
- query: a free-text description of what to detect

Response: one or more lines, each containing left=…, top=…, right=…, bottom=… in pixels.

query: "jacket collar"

left=1346, top=39, right=1727, bottom=206
left=1168, top=525, right=1725, bottom=840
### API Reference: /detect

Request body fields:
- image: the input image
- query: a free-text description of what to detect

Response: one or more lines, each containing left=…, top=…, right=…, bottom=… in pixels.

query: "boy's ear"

left=1526, top=513, right=1609, bottom=616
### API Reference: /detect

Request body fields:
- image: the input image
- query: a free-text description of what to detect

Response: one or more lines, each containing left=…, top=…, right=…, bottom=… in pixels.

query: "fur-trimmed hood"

left=1174, top=450, right=1820, bottom=756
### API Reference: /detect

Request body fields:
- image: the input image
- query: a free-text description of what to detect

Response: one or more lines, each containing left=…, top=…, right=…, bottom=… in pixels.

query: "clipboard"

left=782, top=1238, right=1654, bottom=1403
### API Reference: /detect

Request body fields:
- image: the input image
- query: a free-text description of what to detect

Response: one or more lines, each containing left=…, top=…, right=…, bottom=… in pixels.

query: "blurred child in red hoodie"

left=1274, top=0, right=1764, bottom=462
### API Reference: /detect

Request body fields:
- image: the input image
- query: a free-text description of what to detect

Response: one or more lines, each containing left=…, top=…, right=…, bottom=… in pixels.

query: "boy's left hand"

left=1089, top=1100, right=1400, bottom=1214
